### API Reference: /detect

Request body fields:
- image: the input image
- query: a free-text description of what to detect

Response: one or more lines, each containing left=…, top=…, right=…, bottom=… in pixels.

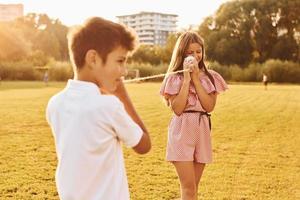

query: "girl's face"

left=185, top=42, right=203, bottom=64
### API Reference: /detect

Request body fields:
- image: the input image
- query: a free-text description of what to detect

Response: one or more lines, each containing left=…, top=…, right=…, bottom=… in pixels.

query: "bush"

left=0, top=57, right=299, bottom=83
left=244, top=63, right=263, bottom=82
left=229, top=65, right=244, bottom=82
left=127, top=62, right=168, bottom=82
left=208, top=60, right=300, bottom=83
left=46, top=60, right=73, bottom=81
left=263, top=59, right=300, bottom=83
left=0, top=60, right=41, bottom=80
left=207, top=61, right=231, bottom=81
left=0, top=59, right=73, bottom=81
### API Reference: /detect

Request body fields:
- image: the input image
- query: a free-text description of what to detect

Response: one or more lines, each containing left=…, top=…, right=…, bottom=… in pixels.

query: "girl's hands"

left=184, top=56, right=205, bottom=83
left=191, top=62, right=200, bottom=82
left=183, top=56, right=193, bottom=83
left=184, top=56, right=200, bottom=82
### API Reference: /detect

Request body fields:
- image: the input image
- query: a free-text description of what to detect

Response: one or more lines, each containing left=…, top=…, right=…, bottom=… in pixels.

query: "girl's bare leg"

left=194, top=162, right=205, bottom=195
left=173, top=161, right=197, bottom=200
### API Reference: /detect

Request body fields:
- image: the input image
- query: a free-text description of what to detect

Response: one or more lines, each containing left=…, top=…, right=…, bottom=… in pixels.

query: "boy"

left=46, top=17, right=151, bottom=200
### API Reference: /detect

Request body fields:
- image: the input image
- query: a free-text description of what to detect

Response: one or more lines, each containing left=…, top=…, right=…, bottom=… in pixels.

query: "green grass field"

left=0, top=81, right=299, bottom=200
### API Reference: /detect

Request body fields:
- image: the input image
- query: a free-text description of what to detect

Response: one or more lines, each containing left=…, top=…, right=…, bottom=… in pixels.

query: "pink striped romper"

left=160, top=70, right=228, bottom=163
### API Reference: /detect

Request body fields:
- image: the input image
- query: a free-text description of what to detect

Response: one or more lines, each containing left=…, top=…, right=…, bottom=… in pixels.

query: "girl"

left=160, top=31, right=228, bottom=200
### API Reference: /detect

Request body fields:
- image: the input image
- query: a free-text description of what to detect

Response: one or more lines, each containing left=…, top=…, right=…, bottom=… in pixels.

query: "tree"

left=0, top=23, right=30, bottom=60
left=12, top=13, right=69, bottom=61
left=198, top=0, right=300, bottom=65
left=160, top=33, right=178, bottom=63
left=131, top=45, right=161, bottom=65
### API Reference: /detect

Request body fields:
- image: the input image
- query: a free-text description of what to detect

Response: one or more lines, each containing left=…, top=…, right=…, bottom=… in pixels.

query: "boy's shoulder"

left=47, top=89, right=65, bottom=108
left=46, top=89, right=123, bottom=120
left=83, top=95, right=125, bottom=121
left=92, top=94, right=122, bottom=109
left=48, top=89, right=121, bottom=107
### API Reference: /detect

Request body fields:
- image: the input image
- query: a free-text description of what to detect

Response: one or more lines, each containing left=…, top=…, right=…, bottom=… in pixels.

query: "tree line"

left=134, top=0, right=300, bottom=66
left=199, top=0, right=299, bottom=66
left=0, top=13, right=68, bottom=63
left=0, top=0, right=299, bottom=82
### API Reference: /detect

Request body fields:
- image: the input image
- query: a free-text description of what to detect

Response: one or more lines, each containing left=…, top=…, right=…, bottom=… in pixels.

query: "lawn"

left=0, top=81, right=299, bottom=200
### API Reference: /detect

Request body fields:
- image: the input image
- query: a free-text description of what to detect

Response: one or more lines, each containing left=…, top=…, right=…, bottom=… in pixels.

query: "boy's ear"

left=85, top=50, right=99, bottom=69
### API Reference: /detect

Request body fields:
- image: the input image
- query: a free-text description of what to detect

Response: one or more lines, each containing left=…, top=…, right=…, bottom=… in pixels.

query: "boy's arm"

left=112, top=81, right=151, bottom=154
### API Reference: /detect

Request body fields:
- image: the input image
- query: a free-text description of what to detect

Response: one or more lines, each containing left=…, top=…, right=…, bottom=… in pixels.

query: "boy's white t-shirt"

left=46, top=80, right=143, bottom=200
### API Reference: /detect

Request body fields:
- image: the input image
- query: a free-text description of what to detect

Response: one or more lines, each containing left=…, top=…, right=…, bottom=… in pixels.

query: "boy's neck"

left=74, top=69, right=97, bottom=86
left=74, top=73, right=109, bottom=94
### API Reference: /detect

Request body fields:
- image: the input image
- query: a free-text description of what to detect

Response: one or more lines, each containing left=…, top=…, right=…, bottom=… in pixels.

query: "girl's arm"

left=191, top=68, right=217, bottom=112
left=193, top=78, right=217, bottom=112
left=168, top=64, right=192, bottom=116
left=168, top=80, right=190, bottom=116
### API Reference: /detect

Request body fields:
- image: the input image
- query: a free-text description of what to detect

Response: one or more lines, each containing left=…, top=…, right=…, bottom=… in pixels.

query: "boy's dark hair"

left=67, top=17, right=138, bottom=70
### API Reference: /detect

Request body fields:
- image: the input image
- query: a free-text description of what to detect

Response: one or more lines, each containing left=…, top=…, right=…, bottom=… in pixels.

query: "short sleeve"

left=210, top=70, right=228, bottom=93
left=111, top=101, right=143, bottom=148
left=201, top=70, right=228, bottom=94
left=160, top=75, right=182, bottom=96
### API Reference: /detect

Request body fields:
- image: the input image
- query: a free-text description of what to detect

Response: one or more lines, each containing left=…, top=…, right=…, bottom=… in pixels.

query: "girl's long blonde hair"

left=161, top=31, right=216, bottom=106
left=164, top=31, right=215, bottom=87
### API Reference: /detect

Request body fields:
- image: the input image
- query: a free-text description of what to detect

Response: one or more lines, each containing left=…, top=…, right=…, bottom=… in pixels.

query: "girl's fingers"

left=190, top=65, right=195, bottom=71
left=183, top=62, right=189, bottom=69
left=184, top=63, right=192, bottom=71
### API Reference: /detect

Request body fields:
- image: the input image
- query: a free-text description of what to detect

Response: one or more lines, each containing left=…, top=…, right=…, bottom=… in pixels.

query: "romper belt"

left=183, top=110, right=211, bottom=130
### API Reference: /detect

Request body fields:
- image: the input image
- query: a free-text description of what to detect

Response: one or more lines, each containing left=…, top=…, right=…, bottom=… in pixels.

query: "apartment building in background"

left=117, top=11, right=177, bottom=46
left=0, top=4, right=24, bottom=22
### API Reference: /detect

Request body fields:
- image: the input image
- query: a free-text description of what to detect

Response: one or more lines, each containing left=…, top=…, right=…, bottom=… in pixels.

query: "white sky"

left=3, top=0, right=229, bottom=28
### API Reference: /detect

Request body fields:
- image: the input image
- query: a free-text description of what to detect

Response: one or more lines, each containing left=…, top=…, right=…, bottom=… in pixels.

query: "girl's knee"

left=181, top=183, right=197, bottom=197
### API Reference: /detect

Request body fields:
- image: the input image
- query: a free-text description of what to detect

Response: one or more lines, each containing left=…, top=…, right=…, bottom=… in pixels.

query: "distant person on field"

left=263, top=73, right=268, bottom=90
left=43, top=70, right=49, bottom=86
left=46, top=17, right=151, bottom=200
left=160, top=31, right=228, bottom=200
